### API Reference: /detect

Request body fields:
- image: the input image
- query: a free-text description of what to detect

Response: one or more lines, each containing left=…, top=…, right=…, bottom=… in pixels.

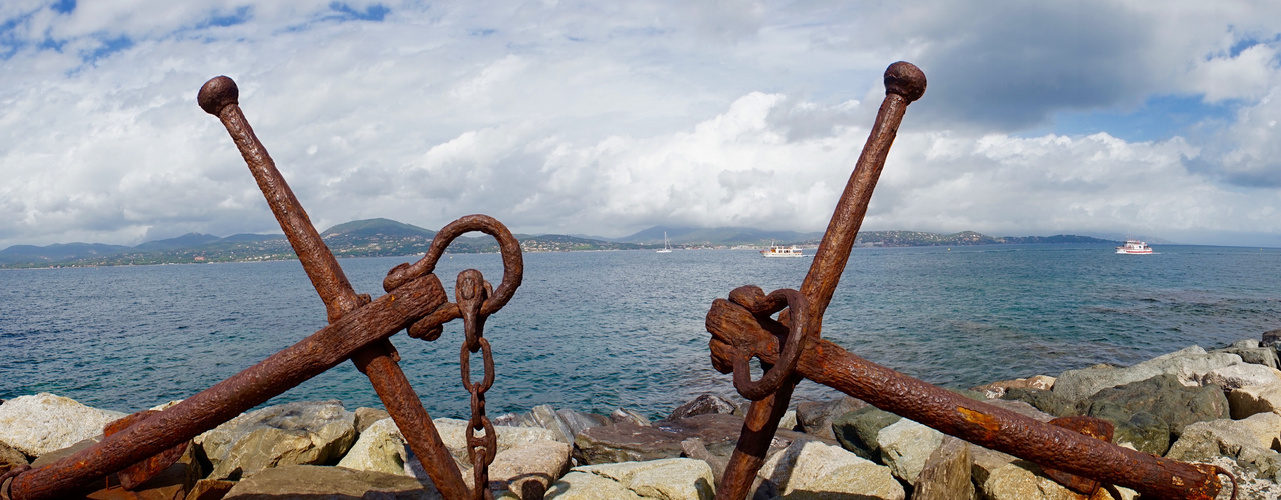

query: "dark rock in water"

left=912, top=436, right=974, bottom=500
left=1262, top=328, right=1281, bottom=347
left=1075, top=374, right=1228, bottom=438
left=222, top=464, right=440, bottom=499
left=1213, top=343, right=1281, bottom=369
left=573, top=413, right=816, bottom=466
left=831, top=405, right=901, bottom=462
left=1001, top=388, right=1074, bottom=418
left=556, top=408, right=612, bottom=438
left=796, top=396, right=866, bottom=440
left=609, top=407, right=651, bottom=426
left=667, top=394, right=737, bottom=420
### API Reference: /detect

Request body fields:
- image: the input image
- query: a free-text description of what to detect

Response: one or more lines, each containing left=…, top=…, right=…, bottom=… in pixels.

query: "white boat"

left=761, top=243, right=804, bottom=258
left=657, top=232, right=672, bottom=253
left=1116, top=239, right=1153, bottom=254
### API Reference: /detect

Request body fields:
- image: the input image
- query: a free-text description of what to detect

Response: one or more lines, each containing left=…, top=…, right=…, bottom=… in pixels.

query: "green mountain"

left=0, top=219, right=1121, bottom=268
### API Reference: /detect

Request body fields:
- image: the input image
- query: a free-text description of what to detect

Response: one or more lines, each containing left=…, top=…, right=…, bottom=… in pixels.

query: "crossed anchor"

left=2, top=63, right=1240, bottom=500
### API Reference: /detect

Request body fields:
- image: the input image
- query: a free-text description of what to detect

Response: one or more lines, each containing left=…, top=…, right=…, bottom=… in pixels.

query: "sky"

left=1, top=1, right=1280, bottom=248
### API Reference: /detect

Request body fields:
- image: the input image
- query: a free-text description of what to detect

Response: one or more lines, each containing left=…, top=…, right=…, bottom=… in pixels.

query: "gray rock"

left=1214, top=343, right=1281, bottom=369
left=795, top=396, right=865, bottom=440
left=531, top=405, right=576, bottom=444
left=574, top=414, right=815, bottom=466
left=354, top=407, right=391, bottom=434
left=912, top=436, right=975, bottom=500
left=556, top=408, right=612, bottom=439
left=1199, top=363, right=1279, bottom=391
left=489, top=439, right=572, bottom=499
left=758, top=439, right=904, bottom=500
left=222, top=464, right=441, bottom=499
left=667, top=394, right=737, bottom=421
left=546, top=458, right=715, bottom=500
left=1000, top=388, right=1074, bottom=417
left=1075, top=373, right=1229, bottom=438
left=492, top=411, right=539, bottom=428
left=422, top=417, right=558, bottom=474
left=611, top=408, right=652, bottom=427
left=1052, top=346, right=1241, bottom=402
left=979, top=459, right=1132, bottom=500
left=338, top=417, right=411, bottom=476
left=194, top=400, right=356, bottom=480
left=832, top=405, right=901, bottom=461
left=0, top=393, right=126, bottom=457
left=1166, top=413, right=1281, bottom=480
left=876, top=418, right=944, bottom=484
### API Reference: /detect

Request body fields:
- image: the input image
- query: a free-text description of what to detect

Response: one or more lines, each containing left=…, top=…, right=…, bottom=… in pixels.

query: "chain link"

left=457, top=269, right=497, bottom=500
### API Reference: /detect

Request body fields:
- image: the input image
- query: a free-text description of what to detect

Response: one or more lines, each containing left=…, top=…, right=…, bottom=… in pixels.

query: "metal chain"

left=457, top=269, right=497, bottom=500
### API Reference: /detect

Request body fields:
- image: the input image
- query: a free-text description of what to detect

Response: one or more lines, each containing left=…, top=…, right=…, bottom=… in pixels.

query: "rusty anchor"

left=3, top=76, right=521, bottom=500
left=704, top=62, right=1238, bottom=500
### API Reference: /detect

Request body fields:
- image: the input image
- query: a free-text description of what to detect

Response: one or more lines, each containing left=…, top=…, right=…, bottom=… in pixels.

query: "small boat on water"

left=657, top=232, right=672, bottom=253
left=1116, top=239, right=1153, bottom=255
left=761, top=243, right=804, bottom=258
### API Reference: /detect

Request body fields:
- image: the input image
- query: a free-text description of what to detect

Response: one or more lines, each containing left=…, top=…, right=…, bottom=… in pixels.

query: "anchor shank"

left=200, top=76, right=473, bottom=499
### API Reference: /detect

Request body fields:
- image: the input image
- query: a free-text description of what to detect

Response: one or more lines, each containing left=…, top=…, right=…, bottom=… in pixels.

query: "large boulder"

left=1214, top=339, right=1281, bottom=369
left=979, top=459, right=1131, bottom=500
left=0, top=393, right=126, bottom=457
left=1052, top=346, right=1241, bottom=402
left=222, top=464, right=440, bottom=499
left=1000, top=388, right=1074, bottom=417
left=876, top=418, right=944, bottom=485
left=194, top=401, right=356, bottom=480
left=1166, top=413, right=1281, bottom=481
left=1074, top=374, right=1229, bottom=438
left=337, top=417, right=412, bottom=476
left=531, top=405, right=577, bottom=444
left=795, top=396, right=866, bottom=440
left=489, top=439, right=573, bottom=499
left=1228, top=383, right=1281, bottom=419
left=574, top=414, right=814, bottom=466
left=1199, top=363, right=1279, bottom=392
left=545, top=458, right=715, bottom=500
left=757, top=439, right=904, bottom=500
left=556, top=408, right=613, bottom=440
left=831, top=405, right=901, bottom=461
left=666, top=394, right=737, bottom=421
left=912, top=436, right=975, bottom=500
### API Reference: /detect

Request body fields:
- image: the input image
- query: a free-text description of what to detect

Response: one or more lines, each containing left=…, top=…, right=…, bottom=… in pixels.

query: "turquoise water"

left=4, top=244, right=1281, bottom=419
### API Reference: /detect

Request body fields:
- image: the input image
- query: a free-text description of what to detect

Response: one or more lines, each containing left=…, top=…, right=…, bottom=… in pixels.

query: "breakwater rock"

left=6, top=337, right=1281, bottom=498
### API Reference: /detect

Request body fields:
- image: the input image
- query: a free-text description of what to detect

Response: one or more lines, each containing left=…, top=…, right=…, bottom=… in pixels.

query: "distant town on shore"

left=0, top=218, right=1120, bottom=269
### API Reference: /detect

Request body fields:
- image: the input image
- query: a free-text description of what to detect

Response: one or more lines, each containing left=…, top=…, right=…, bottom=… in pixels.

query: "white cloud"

left=3, top=1, right=1281, bottom=248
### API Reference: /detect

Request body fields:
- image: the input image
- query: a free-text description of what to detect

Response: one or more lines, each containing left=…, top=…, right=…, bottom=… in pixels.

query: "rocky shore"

left=6, top=334, right=1281, bottom=499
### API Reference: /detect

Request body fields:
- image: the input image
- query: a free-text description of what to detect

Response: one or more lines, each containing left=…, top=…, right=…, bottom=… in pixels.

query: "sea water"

left=4, top=244, right=1281, bottom=420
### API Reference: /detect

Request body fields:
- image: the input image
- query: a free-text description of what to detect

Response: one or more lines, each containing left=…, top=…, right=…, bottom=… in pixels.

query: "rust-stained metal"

left=101, top=410, right=187, bottom=490
left=705, top=61, right=1237, bottom=500
left=4, top=76, right=523, bottom=500
left=1043, top=416, right=1114, bottom=495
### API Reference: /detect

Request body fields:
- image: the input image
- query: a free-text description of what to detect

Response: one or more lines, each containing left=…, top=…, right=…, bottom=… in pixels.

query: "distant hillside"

left=0, top=220, right=1122, bottom=268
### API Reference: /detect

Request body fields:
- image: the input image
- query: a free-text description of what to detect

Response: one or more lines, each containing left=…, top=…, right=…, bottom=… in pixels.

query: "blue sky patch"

left=327, top=2, right=390, bottom=22
left=50, top=0, right=75, bottom=15
left=1021, top=94, right=1239, bottom=142
left=198, top=6, right=253, bottom=29
left=85, top=35, right=133, bottom=62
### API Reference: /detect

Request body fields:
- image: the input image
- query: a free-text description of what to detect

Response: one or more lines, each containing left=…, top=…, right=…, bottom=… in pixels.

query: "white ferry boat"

left=761, top=244, right=805, bottom=258
left=1116, top=240, right=1153, bottom=255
